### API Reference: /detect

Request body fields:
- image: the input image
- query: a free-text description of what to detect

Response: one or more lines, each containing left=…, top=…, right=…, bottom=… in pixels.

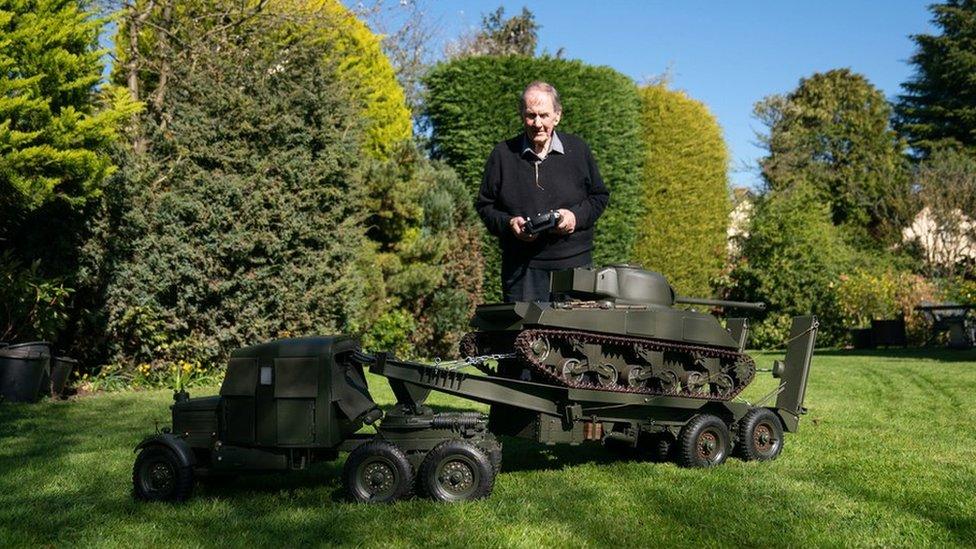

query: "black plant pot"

left=871, top=318, right=907, bottom=348
left=0, top=342, right=52, bottom=403
left=49, top=356, right=78, bottom=397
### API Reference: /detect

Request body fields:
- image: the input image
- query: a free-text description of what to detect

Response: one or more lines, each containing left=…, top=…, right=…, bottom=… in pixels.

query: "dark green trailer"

left=132, top=316, right=816, bottom=504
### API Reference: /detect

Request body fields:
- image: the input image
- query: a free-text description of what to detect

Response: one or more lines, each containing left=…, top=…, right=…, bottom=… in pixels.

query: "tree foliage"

left=896, top=0, right=976, bottom=156
left=902, top=146, right=976, bottom=278
left=446, top=6, right=540, bottom=59
left=634, top=83, right=730, bottom=297
left=79, top=15, right=371, bottom=372
left=424, top=55, right=643, bottom=300
left=116, top=0, right=410, bottom=158
left=756, top=69, right=910, bottom=246
left=0, top=0, right=138, bottom=213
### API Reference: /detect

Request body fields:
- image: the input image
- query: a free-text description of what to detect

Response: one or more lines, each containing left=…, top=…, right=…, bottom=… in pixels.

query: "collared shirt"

left=521, top=131, right=565, bottom=161
left=521, top=131, right=564, bottom=187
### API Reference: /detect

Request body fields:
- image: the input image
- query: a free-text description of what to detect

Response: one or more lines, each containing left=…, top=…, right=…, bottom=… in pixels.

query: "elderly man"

left=476, top=81, right=610, bottom=302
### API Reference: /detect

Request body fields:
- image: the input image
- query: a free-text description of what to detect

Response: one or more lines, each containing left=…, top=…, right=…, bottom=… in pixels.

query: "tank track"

left=460, top=329, right=755, bottom=402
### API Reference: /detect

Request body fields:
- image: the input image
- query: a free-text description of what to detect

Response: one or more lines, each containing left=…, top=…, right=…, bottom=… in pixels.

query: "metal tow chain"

left=432, top=353, right=516, bottom=371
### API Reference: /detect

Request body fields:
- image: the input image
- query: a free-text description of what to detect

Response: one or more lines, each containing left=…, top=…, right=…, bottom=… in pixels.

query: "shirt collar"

left=521, top=130, right=564, bottom=160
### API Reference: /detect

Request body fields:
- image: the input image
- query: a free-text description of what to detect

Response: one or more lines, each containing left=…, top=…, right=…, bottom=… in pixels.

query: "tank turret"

left=550, top=265, right=675, bottom=306
left=461, top=265, right=761, bottom=401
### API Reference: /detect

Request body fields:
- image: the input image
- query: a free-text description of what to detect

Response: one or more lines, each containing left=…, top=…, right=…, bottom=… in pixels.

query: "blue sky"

left=410, top=1, right=938, bottom=189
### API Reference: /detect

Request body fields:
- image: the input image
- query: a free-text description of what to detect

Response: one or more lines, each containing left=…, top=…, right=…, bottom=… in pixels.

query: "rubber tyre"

left=418, top=439, right=495, bottom=502
left=734, top=408, right=784, bottom=461
left=484, top=441, right=503, bottom=473
left=343, top=441, right=414, bottom=503
left=676, top=414, right=731, bottom=468
left=132, top=445, right=194, bottom=502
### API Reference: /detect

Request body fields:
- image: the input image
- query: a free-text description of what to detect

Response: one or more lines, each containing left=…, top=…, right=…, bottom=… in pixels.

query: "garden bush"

left=0, top=251, right=72, bottom=343
left=359, top=143, right=483, bottom=359
left=835, top=267, right=939, bottom=345
left=424, top=55, right=643, bottom=300
left=724, top=184, right=855, bottom=348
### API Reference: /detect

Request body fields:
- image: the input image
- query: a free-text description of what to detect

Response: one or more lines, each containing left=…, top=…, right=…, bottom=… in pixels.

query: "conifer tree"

left=896, top=0, right=976, bottom=155
left=0, top=0, right=138, bottom=213
left=634, top=83, right=730, bottom=297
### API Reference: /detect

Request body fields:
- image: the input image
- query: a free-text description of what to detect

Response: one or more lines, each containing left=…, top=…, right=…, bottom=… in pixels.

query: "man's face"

left=522, top=89, right=561, bottom=148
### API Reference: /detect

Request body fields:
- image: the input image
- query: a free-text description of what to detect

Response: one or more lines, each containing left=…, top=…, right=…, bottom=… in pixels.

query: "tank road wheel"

left=560, top=358, right=585, bottom=384
left=656, top=369, right=681, bottom=392
left=593, top=363, right=619, bottom=388
left=132, top=445, right=194, bottom=502
left=527, top=336, right=551, bottom=362
left=683, top=371, right=708, bottom=395
left=343, top=441, right=414, bottom=503
left=734, top=408, right=784, bottom=461
left=677, top=414, right=731, bottom=468
left=626, top=366, right=649, bottom=388
left=418, top=439, right=495, bottom=502
left=711, top=373, right=735, bottom=398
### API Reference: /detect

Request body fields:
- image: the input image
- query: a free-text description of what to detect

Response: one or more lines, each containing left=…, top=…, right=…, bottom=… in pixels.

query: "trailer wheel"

left=133, top=445, right=194, bottom=502
left=734, top=408, right=784, bottom=461
left=418, top=439, right=495, bottom=502
left=677, top=414, right=730, bottom=468
left=343, top=441, right=413, bottom=503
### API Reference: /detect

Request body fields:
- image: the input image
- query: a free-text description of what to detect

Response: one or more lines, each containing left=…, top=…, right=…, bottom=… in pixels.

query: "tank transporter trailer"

left=132, top=265, right=818, bottom=504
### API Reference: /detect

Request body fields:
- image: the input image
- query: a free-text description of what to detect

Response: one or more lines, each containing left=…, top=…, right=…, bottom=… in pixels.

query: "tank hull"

left=470, top=301, right=740, bottom=349
left=463, top=288, right=753, bottom=400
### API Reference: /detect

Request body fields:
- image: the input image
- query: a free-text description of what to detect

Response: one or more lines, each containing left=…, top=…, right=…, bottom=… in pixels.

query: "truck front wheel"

left=132, top=445, right=194, bottom=502
left=343, top=441, right=414, bottom=503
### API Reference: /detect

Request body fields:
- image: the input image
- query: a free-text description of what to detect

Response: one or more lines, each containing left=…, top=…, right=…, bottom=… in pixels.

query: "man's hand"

left=509, top=216, right=538, bottom=241
left=554, top=209, right=576, bottom=235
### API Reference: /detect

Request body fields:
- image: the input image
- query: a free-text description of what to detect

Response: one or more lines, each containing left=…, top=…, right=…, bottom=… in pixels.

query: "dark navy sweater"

left=476, top=132, right=610, bottom=269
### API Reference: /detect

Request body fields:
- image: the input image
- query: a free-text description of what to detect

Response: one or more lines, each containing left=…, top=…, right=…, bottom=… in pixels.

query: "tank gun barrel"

left=675, top=296, right=766, bottom=311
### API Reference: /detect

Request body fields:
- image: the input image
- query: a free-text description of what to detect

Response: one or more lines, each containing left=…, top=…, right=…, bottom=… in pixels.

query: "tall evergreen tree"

left=0, top=0, right=138, bottom=214
left=756, top=69, right=910, bottom=246
left=896, top=0, right=976, bottom=156
left=634, top=83, right=730, bottom=297
left=79, top=8, right=372, bottom=372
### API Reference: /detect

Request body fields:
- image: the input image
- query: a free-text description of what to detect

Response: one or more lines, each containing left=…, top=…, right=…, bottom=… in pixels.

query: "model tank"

left=460, top=265, right=766, bottom=401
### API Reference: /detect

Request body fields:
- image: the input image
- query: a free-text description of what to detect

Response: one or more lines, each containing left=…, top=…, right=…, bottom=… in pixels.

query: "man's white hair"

left=520, top=81, right=562, bottom=114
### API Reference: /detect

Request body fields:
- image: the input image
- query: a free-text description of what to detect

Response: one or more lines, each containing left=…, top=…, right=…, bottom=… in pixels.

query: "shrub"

left=0, top=251, right=73, bottom=343
left=835, top=267, right=939, bottom=345
left=359, top=143, right=483, bottom=359
left=0, top=0, right=138, bottom=213
left=424, top=55, right=643, bottom=300
left=634, top=83, right=730, bottom=297
left=114, top=0, right=409, bottom=160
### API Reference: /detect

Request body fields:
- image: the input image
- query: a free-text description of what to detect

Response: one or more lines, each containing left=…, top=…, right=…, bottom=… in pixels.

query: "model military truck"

left=133, top=265, right=817, bottom=503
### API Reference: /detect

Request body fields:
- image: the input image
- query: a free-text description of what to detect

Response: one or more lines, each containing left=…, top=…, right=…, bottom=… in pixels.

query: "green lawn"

left=2, top=348, right=975, bottom=547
